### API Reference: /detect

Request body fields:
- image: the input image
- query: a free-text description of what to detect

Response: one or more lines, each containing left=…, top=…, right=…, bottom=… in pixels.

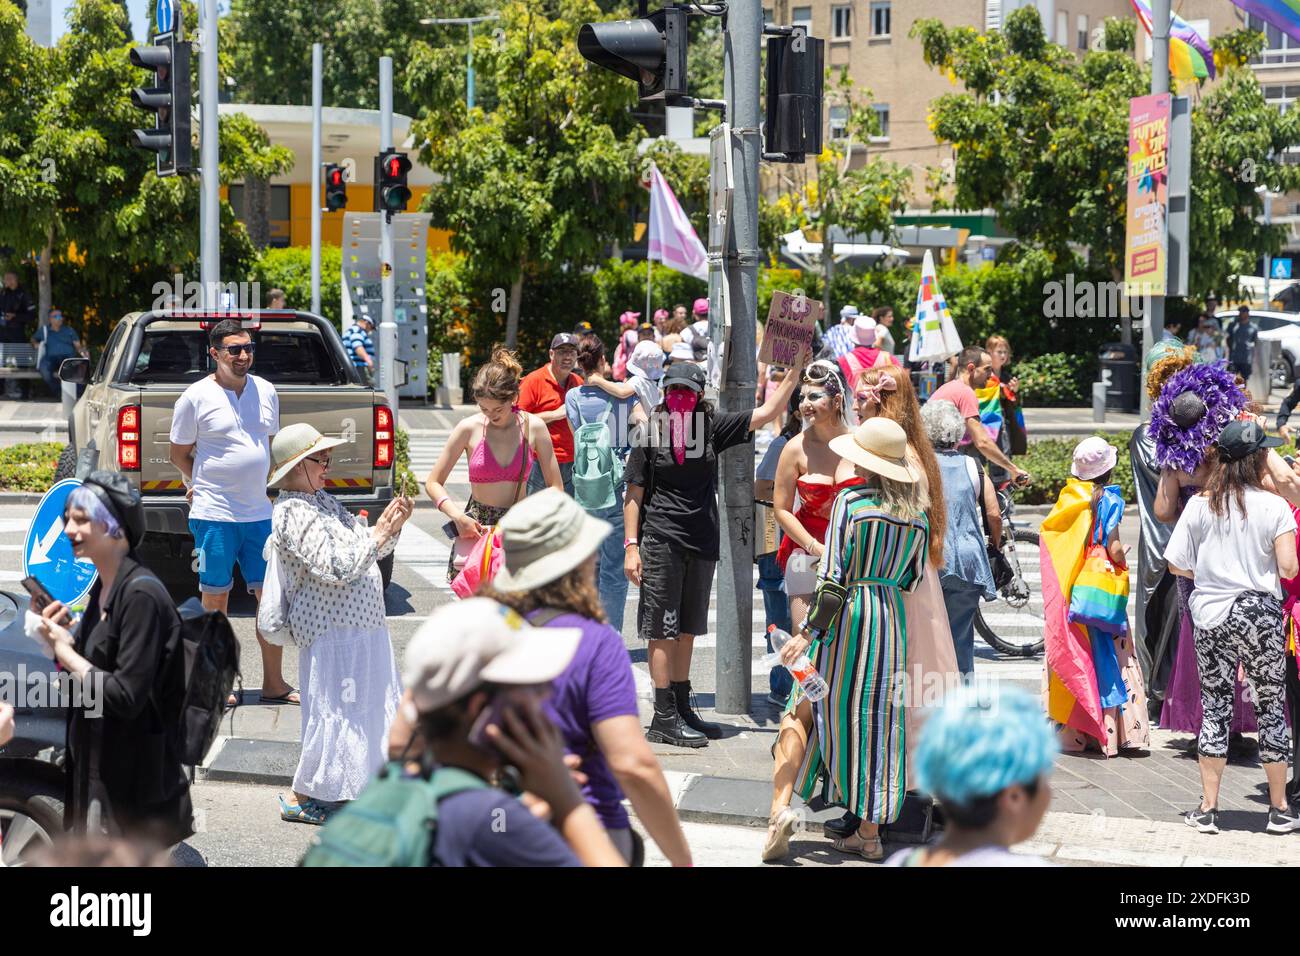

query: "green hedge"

left=0, top=444, right=62, bottom=493
left=250, top=246, right=344, bottom=328
left=1015, top=352, right=1096, bottom=407
left=1014, top=431, right=1135, bottom=506
left=394, top=428, right=419, bottom=498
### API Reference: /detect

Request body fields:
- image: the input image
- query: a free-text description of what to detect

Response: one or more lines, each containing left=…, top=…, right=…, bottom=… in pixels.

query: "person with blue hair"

left=886, top=685, right=1057, bottom=866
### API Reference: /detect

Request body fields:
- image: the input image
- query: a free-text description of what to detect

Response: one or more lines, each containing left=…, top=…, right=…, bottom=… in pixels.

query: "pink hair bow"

left=855, top=376, right=897, bottom=407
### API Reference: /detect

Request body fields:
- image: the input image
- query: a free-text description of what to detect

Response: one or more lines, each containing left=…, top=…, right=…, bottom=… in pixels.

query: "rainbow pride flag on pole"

left=1230, top=0, right=1300, bottom=45
left=1129, top=0, right=1215, bottom=83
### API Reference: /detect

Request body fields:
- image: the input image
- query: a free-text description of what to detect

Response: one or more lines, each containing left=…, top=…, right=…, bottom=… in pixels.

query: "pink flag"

left=647, top=166, right=708, bottom=281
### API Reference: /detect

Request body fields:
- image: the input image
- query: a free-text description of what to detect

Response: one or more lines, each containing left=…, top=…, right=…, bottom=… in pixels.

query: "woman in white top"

left=269, top=423, right=414, bottom=825
left=1165, top=420, right=1300, bottom=836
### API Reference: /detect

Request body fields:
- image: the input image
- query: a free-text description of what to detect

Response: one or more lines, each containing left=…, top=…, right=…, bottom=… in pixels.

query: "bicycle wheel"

left=975, top=528, right=1045, bottom=657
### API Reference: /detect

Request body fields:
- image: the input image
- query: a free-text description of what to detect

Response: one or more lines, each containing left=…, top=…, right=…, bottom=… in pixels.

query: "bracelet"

left=624, top=538, right=638, bottom=549
left=434, top=495, right=450, bottom=511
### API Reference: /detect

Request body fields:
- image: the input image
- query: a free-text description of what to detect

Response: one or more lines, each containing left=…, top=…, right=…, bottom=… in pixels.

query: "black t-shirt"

left=624, top=409, right=753, bottom=560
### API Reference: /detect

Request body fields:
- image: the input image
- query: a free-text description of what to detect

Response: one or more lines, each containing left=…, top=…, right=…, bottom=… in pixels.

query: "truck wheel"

left=0, top=785, right=64, bottom=866
left=379, top=552, right=394, bottom=591
left=54, top=443, right=76, bottom=480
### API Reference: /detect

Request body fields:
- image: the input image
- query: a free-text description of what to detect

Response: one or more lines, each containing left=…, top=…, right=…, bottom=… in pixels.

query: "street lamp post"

left=418, top=15, right=501, bottom=111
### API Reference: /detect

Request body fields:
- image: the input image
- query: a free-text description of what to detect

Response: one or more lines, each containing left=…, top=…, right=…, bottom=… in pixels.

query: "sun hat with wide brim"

left=1070, top=435, right=1118, bottom=481
left=269, top=422, right=348, bottom=488
left=493, top=488, right=614, bottom=591
left=828, top=418, right=920, bottom=483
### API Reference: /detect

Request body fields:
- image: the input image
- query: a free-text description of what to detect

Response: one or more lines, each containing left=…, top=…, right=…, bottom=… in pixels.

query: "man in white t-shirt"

left=168, top=319, right=295, bottom=705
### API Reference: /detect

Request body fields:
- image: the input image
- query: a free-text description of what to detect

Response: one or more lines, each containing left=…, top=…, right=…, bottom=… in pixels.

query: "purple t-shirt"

left=533, top=610, right=639, bottom=830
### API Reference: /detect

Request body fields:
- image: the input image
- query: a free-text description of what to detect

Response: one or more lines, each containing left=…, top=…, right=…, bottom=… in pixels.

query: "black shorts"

left=637, top=533, right=716, bottom=641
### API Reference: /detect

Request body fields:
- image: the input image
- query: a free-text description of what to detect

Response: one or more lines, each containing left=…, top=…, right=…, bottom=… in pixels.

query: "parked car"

left=55, top=309, right=401, bottom=588
left=1215, top=309, right=1300, bottom=388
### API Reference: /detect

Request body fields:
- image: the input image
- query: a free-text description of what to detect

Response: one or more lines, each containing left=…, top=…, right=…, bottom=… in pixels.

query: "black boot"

left=823, top=811, right=862, bottom=839
left=647, top=687, right=708, bottom=748
left=672, top=680, right=723, bottom=740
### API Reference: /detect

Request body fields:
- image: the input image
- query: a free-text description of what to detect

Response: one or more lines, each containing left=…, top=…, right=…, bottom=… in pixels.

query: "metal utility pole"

left=715, top=0, right=761, bottom=715
left=310, top=43, right=322, bottom=315
left=1140, top=0, right=1169, bottom=418
left=199, top=0, right=219, bottom=308
left=419, top=16, right=500, bottom=110
left=377, top=57, right=399, bottom=416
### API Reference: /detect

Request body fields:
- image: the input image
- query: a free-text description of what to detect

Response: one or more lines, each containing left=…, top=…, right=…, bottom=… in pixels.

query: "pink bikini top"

left=468, top=414, right=535, bottom=484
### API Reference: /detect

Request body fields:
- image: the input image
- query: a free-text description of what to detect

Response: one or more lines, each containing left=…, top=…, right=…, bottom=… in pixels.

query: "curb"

left=0, top=492, right=50, bottom=504
left=0, top=421, right=66, bottom=433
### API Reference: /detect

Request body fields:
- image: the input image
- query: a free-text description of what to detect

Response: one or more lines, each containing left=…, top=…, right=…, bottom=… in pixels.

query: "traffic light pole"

left=377, top=57, right=399, bottom=416
left=310, top=43, right=322, bottom=316
left=715, top=0, right=761, bottom=715
left=199, top=0, right=219, bottom=308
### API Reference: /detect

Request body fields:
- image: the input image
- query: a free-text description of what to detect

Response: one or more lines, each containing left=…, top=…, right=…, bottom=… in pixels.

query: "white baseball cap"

left=853, top=315, right=879, bottom=346
left=402, top=598, right=581, bottom=718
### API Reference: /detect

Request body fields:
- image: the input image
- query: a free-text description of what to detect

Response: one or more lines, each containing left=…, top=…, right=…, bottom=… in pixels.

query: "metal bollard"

left=1092, top=381, right=1107, bottom=423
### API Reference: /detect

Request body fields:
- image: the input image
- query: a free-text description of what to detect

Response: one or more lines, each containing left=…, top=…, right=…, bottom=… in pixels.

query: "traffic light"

left=764, top=31, right=824, bottom=163
left=129, top=32, right=193, bottom=176
left=324, top=163, right=348, bottom=212
left=373, top=150, right=412, bottom=215
left=578, top=6, right=688, bottom=102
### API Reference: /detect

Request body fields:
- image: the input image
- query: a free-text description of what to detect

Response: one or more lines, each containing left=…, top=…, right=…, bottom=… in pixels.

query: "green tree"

left=407, top=0, right=644, bottom=348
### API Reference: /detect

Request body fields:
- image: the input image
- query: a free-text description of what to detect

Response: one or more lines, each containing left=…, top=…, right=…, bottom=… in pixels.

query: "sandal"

left=279, top=795, right=329, bottom=826
left=761, top=806, right=800, bottom=863
left=259, top=688, right=301, bottom=705
left=831, top=829, right=884, bottom=862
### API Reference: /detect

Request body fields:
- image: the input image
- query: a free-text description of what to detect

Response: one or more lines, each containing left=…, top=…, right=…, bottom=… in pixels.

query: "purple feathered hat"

left=1150, top=361, right=1247, bottom=473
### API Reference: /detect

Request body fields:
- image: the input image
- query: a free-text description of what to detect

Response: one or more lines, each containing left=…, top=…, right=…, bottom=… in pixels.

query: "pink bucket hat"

left=852, top=315, right=879, bottom=346
left=619, top=310, right=641, bottom=327
left=1071, top=436, right=1118, bottom=481
left=692, top=297, right=709, bottom=316
left=653, top=308, right=669, bottom=321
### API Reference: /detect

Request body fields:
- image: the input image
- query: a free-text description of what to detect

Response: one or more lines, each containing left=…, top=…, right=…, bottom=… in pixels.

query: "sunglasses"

left=219, top=343, right=256, bottom=357
left=305, top=454, right=331, bottom=467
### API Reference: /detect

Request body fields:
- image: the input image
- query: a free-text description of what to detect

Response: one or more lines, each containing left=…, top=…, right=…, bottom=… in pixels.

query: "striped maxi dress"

left=792, top=485, right=929, bottom=824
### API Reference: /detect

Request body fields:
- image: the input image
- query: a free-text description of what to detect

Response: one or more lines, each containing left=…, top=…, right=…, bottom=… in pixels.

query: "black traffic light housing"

left=578, top=5, right=688, bottom=103
left=373, top=150, right=412, bottom=216
left=764, top=30, right=824, bottom=163
left=129, top=32, right=193, bottom=176
left=324, top=163, right=348, bottom=212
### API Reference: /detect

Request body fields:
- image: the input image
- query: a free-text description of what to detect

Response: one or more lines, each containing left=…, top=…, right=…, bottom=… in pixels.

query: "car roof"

left=1215, top=309, right=1300, bottom=321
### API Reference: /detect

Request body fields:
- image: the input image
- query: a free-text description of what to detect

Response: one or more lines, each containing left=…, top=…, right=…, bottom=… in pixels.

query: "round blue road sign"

left=23, top=478, right=98, bottom=608
left=156, top=0, right=175, bottom=36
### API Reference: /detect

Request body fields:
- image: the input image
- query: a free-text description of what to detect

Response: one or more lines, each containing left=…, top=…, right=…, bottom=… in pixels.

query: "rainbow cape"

left=1129, top=0, right=1215, bottom=83
left=1039, top=478, right=1109, bottom=746
left=975, top=379, right=1003, bottom=442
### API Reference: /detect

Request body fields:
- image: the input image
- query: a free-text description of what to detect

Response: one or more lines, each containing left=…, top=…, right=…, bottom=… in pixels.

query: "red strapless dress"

left=776, top=476, right=867, bottom=572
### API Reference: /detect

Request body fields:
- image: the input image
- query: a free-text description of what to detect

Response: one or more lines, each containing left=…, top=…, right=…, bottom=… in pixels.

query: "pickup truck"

left=55, top=309, right=399, bottom=587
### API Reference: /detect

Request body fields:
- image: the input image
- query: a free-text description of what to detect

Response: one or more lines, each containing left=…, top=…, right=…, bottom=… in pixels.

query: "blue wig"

left=912, top=684, right=1058, bottom=806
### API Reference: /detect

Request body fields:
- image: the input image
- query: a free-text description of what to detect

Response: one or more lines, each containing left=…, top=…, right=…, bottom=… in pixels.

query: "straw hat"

left=269, top=423, right=347, bottom=488
left=493, top=488, right=614, bottom=591
left=828, top=418, right=920, bottom=483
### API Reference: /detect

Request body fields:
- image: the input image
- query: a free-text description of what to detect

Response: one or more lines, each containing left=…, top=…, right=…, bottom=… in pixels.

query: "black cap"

left=550, top=333, right=579, bottom=350
left=1217, top=419, right=1282, bottom=462
left=662, top=361, right=705, bottom=394
left=79, top=470, right=146, bottom=549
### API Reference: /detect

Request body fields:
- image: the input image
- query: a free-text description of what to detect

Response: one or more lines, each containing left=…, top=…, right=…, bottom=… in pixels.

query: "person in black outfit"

left=1275, top=379, right=1300, bottom=444
left=0, top=271, right=35, bottom=343
left=32, top=472, right=193, bottom=849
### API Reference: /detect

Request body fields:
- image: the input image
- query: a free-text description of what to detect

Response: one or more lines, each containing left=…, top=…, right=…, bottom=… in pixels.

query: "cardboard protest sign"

left=759, top=292, right=821, bottom=367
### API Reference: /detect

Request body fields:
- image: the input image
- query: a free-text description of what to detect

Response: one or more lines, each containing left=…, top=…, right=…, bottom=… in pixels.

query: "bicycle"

left=973, top=483, right=1045, bottom=657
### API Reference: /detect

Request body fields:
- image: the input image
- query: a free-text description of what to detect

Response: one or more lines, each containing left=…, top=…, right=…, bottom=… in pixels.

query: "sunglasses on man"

left=218, top=343, right=257, bottom=357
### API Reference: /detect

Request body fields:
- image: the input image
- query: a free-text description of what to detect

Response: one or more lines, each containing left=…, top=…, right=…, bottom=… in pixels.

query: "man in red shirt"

left=930, top=346, right=1029, bottom=485
left=520, top=333, right=583, bottom=495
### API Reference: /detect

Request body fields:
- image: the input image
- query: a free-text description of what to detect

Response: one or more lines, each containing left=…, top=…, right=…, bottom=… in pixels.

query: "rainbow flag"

left=1039, top=479, right=1109, bottom=747
left=1231, top=0, right=1300, bottom=45
left=974, top=380, right=1003, bottom=442
left=1129, top=0, right=1215, bottom=82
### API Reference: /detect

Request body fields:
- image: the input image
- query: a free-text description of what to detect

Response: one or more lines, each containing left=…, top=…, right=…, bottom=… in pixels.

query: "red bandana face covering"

left=665, top=388, right=698, bottom=465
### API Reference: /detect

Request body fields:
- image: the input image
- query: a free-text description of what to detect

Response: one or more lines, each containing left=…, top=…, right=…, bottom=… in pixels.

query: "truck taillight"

left=118, top=405, right=141, bottom=471
left=374, top=405, right=393, bottom=469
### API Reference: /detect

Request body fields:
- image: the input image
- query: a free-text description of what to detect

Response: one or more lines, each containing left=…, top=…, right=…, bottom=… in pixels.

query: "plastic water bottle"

left=760, top=625, right=829, bottom=702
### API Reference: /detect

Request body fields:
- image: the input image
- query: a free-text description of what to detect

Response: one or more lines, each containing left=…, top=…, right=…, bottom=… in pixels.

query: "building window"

left=833, top=5, right=852, bottom=38
left=871, top=103, right=890, bottom=139
left=829, top=105, right=849, bottom=140
left=792, top=6, right=812, bottom=38
left=1263, top=84, right=1300, bottom=114
left=870, top=1, right=889, bottom=37
left=1056, top=10, right=1068, bottom=47
left=763, top=7, right=773, bottom=25
left=1077, top=14, right=1088, bottom=50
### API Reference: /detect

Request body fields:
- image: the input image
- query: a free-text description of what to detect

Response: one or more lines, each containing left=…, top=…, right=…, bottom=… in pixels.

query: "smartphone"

left=21, top=575, right=54, bottom=612
left=1287, top=455, right=1297, bottom=468
left=468, top=693, right=515, bottom=753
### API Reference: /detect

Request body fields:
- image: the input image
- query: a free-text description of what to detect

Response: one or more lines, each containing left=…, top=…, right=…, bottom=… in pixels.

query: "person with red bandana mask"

left=623, top=350, right=806, bottom=747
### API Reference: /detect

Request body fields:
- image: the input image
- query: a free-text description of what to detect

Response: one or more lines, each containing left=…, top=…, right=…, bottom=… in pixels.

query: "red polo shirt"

left=519, top=364, right=583, bottom=463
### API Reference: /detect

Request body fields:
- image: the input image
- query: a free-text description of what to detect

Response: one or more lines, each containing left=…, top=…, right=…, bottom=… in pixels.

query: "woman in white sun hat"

left=1040, top=435, right=1150, bottom=759
left=268, top=422, right=414, bottom=825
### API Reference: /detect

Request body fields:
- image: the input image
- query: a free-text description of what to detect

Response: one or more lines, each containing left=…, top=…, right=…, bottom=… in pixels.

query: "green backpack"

left=299, top=762, right=487, bottom=867
left=572, top=398, right=622, bottom=511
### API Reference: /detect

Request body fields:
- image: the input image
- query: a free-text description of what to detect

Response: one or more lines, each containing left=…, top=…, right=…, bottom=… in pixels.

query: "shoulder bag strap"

left=512, top=412, right=529, bottom=504
left=969, top=457, right=991, bottom=540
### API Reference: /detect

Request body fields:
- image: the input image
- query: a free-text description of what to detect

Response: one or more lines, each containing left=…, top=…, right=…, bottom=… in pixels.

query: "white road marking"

left=393, top=521, right=454, bottom=594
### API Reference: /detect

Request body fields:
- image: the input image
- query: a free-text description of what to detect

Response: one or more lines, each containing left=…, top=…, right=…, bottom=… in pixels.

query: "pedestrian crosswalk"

left=406, top=430, right=466, bottom=486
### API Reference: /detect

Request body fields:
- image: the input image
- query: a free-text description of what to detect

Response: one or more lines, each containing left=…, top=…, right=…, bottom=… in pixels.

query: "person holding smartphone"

left=386, top=598, right=627, bottom=867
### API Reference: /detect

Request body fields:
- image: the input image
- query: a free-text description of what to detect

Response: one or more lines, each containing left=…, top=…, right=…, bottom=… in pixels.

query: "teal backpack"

left=299, top=762, right=487, bottom=867
left=572, top=398, right=622, bottom=511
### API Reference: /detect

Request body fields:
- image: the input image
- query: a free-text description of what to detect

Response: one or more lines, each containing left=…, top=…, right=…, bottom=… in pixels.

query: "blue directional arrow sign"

left=156, top=0, right=175, bottom=36
left=1273, top=258, right=1293, bottom=280
left=23, top=479, right=98, bottom=608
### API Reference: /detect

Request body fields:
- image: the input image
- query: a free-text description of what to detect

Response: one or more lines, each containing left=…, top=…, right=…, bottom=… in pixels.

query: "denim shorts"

left=189, top=518, right=272, bottom=594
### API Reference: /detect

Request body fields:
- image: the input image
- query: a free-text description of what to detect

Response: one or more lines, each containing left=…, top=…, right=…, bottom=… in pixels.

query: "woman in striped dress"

left=778, top=418, right=929, bottom=862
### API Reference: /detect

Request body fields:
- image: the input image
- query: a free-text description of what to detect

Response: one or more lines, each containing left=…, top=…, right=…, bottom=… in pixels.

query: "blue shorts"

left=189, top=518, right=272, bottom=594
